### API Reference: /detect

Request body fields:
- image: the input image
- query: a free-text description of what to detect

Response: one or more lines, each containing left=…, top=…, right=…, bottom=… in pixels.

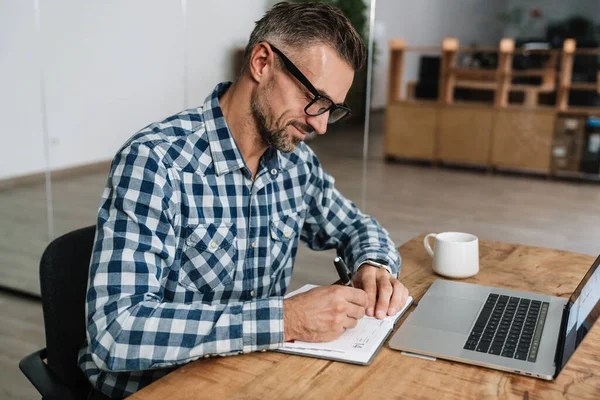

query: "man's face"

left=251, top=44, right=354, bottom=153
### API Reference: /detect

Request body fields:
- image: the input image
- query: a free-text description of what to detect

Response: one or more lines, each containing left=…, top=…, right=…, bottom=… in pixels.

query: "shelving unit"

left=385, top=38, right=600, bottom=181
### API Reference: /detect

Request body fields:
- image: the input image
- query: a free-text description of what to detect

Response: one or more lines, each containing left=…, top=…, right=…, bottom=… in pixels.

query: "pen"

left=334, top=256, right=353, bottom=287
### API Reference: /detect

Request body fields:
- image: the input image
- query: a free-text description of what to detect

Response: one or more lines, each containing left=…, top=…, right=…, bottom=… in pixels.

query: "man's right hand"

left=283, top=285, right=368, bottom=342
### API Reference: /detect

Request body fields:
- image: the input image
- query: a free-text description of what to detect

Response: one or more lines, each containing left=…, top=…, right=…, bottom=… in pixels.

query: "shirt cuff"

left=241, top=297, right=284, bottom=353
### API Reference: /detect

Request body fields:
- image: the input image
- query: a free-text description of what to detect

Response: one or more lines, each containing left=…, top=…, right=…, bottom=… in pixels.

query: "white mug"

left=424, top=232, right=479, bottom=279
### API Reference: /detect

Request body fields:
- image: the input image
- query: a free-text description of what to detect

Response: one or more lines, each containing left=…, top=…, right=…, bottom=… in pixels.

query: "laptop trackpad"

left=411, top=296, right=482, bottom=335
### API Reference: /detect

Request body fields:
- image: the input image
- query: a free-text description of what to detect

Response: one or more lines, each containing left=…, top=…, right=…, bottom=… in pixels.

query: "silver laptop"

left=389, top=255, right=600, bottom=379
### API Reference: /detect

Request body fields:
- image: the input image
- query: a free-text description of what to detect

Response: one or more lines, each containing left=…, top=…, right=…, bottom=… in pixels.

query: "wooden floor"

left=2, top=112, right=600, bottom=399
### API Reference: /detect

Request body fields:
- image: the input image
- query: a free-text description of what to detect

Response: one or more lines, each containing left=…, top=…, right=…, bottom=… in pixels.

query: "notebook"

left=276, top=284, right=414, bottom=365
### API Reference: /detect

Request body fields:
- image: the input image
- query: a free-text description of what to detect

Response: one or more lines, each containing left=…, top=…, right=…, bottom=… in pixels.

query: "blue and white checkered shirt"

left=78, top=82, right=401, bottom=398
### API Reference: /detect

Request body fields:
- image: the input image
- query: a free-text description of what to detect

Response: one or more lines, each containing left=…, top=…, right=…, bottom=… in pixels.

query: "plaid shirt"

left=78, top=82, right=401, bottom=398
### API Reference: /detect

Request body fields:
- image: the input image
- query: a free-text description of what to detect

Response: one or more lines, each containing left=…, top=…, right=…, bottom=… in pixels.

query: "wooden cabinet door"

left=385, top=102, right=438, bottom=160
left=491, top=109, right=555, bottom=172
left=437, top=105, right=494, bottom=166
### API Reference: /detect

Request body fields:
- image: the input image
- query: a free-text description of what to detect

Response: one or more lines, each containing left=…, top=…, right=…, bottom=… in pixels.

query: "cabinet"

left=385, top=102, right=438, bottom=160
left=491, top=109, right=555, bottom=172
left=384, top=38, right=600, bottom=180
left=437, top=105, right=493, bottom=166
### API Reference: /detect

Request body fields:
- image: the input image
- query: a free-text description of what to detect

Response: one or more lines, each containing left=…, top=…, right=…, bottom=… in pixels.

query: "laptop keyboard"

left=463, top=294, right=549, bottom=362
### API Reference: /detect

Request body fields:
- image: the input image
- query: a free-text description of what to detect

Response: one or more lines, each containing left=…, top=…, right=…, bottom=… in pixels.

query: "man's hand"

left=351, top=264, right=409, bottom=319
left=283, top=285, right=368, bottom=342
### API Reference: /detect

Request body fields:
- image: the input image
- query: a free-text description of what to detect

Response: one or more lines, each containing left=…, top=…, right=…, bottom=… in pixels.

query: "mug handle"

left=424, top=233, right=437, bottom=257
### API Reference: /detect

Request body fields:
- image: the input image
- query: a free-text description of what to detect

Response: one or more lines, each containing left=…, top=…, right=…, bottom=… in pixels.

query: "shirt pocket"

left=269, top=214, right=299, bottom=279
left=179, top=221, right=238, bottom=294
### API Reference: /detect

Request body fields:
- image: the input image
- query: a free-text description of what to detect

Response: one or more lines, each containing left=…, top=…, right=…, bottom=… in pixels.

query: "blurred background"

left=2, top=1, right=600, bottom=398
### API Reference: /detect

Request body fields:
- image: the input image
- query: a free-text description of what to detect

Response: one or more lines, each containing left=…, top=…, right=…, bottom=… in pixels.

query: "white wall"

left=0, top=0, right=268, bottom=180
left=40, top=0, right=186, bottom=172
left=372, top=0, right=506, bottom=109
left=502, top=0, right=600, bottom=38
left=0, top=1, right=46, bottom=179
left=186, top=1, right=265, bottom=107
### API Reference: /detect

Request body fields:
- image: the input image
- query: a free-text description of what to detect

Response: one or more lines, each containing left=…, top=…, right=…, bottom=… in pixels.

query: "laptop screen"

left=556, top=255, right=600, bottom=375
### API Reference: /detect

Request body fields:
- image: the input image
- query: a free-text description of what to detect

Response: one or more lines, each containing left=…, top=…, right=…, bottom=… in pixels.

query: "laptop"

left=389, top=255, right=600, bottom=379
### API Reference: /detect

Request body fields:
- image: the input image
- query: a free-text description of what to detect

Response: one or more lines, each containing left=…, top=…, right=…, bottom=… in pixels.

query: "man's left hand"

left=351, top=264, right=409, bottom=319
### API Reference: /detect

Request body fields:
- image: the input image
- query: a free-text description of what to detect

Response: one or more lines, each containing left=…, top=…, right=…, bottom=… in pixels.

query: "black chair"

left=19, top=225, right=98, bottom=400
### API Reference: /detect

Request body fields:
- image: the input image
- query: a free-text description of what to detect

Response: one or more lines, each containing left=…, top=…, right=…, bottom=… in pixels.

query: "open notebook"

left=276, top=284, right=414, bottom=365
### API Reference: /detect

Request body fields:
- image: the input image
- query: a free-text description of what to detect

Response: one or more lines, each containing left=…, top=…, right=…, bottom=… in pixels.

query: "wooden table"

left=130, top=235, right=600, bottom=399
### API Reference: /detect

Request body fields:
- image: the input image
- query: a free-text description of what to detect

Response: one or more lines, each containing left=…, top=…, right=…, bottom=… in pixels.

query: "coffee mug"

left=424, top=232, right=479, bottom=279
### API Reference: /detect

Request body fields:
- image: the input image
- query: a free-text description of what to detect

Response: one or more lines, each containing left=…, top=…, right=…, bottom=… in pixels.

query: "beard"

left=251, top=85, right=312, bottom=153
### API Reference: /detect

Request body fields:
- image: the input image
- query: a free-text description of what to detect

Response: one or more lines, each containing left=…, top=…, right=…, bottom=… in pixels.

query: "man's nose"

left=307, top=112, right=329, bottom=135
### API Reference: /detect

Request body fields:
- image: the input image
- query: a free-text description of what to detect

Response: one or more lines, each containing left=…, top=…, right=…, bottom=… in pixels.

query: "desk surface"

left=130, top=234, right=600, bottom=399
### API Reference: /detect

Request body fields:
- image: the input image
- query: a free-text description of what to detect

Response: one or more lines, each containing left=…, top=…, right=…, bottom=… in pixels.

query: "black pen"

left=334, top=256, right=353, bottom=287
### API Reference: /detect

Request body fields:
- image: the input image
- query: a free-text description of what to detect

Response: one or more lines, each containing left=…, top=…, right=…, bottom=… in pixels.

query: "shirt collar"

left=202, top=82, right=250, bottom=176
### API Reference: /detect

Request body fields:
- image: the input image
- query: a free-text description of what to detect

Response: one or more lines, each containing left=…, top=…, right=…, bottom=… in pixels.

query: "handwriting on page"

left=283, top=316, right=394, bottom=353
left=333, top=317, right=388, bottom=351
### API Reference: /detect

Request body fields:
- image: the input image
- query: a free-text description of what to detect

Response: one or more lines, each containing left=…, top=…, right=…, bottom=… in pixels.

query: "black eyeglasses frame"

left=267, top=43, right=352, bottom=124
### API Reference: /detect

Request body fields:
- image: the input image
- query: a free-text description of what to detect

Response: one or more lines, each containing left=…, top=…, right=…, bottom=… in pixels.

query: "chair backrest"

left=39, top=225, right=96, bottom=394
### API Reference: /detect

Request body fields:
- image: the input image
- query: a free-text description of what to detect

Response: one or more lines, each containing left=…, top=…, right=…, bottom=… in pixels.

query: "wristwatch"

left=363, top=259, right=393, bottom=275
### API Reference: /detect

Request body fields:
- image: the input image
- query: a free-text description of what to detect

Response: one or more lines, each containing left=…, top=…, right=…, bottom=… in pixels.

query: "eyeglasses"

left=268, top=43, right=352, bottom=124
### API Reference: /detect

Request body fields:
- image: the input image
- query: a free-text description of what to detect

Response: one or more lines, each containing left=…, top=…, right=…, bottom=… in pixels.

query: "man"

left=79, top=2, right=408, bottom=398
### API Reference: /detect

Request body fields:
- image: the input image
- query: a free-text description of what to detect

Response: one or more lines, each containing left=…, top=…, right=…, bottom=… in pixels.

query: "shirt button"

left=284, top=231, right=291, bottom=238
left=261, top=349, right=267, bottom=353
left=209, top=241, right=217, bottom=249
left=250, top=290, right=255, bottom=297
left=251, top=241, right=257, bottom=248
left=270, top=168, right=278, bottom=175
left=203, top=355, right=210, bottom=359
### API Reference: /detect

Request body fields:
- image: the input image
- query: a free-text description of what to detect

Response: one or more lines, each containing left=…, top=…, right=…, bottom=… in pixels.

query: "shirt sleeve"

left=85, top=142, right=283, bottom=373
left=299, top=152, right=401, bottom=277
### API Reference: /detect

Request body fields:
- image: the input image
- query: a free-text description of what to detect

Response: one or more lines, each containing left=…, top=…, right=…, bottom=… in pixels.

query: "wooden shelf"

left=511, top=69, right=550, bottom=77
left=569, top=82, right=600, bottom=92
left=511, top=84, right=554, bottom=90
left=452, top=67, right=496, bottom=80
left=455, top=80, right=497, bottom=90
left=385, top=37, right=600, bottom=182
left=573, top=48, right=600, bottom=55
left=559, top=107, right=600, bottom=116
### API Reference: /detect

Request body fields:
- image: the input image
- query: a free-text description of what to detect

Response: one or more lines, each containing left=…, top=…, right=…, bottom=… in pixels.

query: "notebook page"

left=283, top=313, right=397, bottom=352
left=281, top=284, right=413, bottom=360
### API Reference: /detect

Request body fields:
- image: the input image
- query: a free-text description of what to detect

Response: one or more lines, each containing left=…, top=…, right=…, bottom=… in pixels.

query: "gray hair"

left=242, top=1, right=366, bottom=74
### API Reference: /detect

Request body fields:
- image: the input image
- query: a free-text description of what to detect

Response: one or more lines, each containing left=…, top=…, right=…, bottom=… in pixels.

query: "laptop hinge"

left=553, top=302, right=570, bottom=378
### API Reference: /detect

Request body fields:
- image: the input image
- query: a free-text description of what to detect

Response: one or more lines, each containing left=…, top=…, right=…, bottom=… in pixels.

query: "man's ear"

left=249, top=42, right=273, bottom=84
